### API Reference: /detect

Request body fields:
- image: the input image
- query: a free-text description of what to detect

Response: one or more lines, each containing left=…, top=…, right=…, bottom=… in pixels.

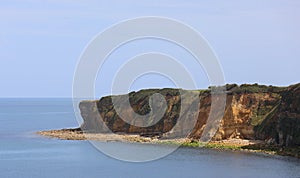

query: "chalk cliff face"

left=79, top=83, right=300, bottom=146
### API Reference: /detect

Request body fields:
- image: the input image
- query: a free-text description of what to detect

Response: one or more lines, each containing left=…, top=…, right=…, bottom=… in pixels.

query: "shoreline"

left=37, top=128, right=300, bottom=159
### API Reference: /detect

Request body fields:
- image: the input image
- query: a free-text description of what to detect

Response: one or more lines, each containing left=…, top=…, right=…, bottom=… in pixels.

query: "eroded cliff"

left=79, top=83, right=300, bottom=146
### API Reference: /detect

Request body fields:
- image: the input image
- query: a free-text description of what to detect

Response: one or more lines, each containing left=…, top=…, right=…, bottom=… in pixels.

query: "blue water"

left=0, top=99, right=299, bottom=178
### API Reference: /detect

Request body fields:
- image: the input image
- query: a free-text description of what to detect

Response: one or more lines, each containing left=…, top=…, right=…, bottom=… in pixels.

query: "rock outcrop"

left=79, top=83, right=300, bottom=146
left=254, top=83, right=300, bottom=146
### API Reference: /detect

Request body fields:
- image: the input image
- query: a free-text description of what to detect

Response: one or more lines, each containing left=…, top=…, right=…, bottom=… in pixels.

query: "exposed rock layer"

left=79, top=83, right=300, bottom=146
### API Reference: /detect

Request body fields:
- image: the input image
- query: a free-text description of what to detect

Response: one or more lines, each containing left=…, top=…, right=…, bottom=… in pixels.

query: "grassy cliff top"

left=98, top=83, right=290, bottom=101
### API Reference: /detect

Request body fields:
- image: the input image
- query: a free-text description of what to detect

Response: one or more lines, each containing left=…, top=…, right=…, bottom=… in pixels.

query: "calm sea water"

left=0, top=98, right=299, bottom=178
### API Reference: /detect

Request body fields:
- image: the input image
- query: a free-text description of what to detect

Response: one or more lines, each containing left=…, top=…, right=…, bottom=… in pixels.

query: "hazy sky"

left=1, top=0, right=299, bottom=97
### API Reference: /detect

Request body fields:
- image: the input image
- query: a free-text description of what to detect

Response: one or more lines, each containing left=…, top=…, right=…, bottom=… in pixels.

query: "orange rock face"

left=79, top=83, right=300, bottom=146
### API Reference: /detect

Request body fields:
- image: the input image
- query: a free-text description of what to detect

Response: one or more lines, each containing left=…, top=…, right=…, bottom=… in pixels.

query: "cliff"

left=79, top=83, right=300, bottom=146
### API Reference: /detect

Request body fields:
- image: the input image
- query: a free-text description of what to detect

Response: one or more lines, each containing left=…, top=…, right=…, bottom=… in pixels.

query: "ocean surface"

left=0, top=98, right=299, bottom=178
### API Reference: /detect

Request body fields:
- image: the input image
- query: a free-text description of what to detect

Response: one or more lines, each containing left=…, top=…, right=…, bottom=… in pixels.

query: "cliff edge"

left=79, top=83, right=300, bottom=147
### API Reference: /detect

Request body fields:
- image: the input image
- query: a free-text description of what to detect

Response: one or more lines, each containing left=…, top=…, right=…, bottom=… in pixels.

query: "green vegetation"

left=231, top=84, right=286, bottom=94
left=242, top=144, right=300, bottom=158
left=251, top=102, right=280, bottom=126
left=181, top=141, right=201, bottom=147
left=156, top=140, right=300, bottom=158
left=153, top=140, right=202, bottom=147
left=204, top=143, right=242, bottom=150
left=156, top=140, right=242, bottom=150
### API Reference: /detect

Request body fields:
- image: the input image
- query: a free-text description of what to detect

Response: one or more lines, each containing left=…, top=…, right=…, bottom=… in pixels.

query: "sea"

left=0, top=98, right=299, bottom=178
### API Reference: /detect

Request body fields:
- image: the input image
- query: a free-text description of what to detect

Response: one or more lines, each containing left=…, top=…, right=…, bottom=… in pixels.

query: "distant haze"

left=0, top=0, right=299, bottom=97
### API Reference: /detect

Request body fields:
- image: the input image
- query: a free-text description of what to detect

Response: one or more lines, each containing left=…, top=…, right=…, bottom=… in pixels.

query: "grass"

left=204, top=143, right=242, bottom=150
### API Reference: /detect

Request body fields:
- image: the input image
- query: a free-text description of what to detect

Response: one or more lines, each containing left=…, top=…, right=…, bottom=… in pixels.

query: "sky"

left=0, top=0, right=300, bottom=97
